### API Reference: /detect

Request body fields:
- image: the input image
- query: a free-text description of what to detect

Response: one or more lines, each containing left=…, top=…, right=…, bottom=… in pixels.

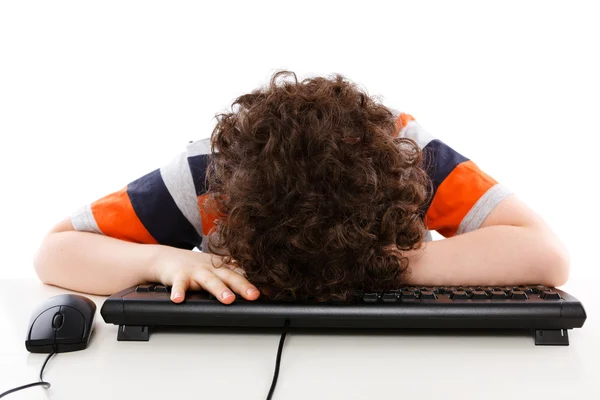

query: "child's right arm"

left=34, top=217, right=260, bottom=304
left=33, top=139, right=260, bottom=304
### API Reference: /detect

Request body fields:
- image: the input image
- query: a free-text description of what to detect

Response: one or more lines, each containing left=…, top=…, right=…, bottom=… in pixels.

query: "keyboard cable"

left=266, top=319, right=290, bottom=400
left=0, top=350, right=56, bottom=398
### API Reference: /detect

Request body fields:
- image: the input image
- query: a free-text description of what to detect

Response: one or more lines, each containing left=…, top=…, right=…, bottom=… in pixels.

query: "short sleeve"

left=70, top=139, right=213, bottom=250
left=389, top=108, right=513, bottom=238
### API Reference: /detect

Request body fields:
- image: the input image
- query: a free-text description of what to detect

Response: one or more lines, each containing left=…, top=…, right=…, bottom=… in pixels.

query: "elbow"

left=33, top=235, right=57, bottom=285
left=550, top=245, right=570, bottom=287
left=34, top=217, right=76, bottom=285
left=538, top=237, right=570, bottom=288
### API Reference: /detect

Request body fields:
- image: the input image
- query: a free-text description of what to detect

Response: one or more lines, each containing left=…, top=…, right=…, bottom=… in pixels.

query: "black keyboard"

left=100, top=284, right=587, bottom=346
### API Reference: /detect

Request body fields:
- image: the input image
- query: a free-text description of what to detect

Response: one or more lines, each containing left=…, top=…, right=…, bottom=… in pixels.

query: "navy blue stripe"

left=421, top=139, right=469, bottom=213
left=187, top=154, right=211, bottom=196
left=127, top=169, right=201, bottom=250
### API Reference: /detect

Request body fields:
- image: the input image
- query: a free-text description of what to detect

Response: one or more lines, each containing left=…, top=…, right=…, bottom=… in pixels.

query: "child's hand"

left=150, top=246, right=260, bottom=304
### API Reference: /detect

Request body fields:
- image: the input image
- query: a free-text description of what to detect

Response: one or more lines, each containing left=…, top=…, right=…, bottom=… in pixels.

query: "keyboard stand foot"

left=534, top=329, right=569, bottom=346
left=117, top=325, right=150, bottom=341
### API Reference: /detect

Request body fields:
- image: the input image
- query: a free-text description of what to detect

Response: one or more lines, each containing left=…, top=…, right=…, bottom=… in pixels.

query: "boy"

left=33, top=71, right=569, bottom=304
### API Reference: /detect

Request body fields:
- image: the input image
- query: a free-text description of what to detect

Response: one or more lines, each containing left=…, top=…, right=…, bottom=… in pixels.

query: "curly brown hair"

left=205, top=71, right=431, bottom=301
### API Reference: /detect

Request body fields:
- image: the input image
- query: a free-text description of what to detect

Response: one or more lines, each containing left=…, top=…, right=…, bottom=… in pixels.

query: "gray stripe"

left=402, top=120, right=434, bottom=150
left=456, top=184, right=513, bottom=235
left=387, top=107, right=434, bottom=149
left=201, top=235, right=210, bottom=252
left=160, top=151, right=204, bottom=238
left=71, top=204, right=103, bottom=234
left=423, top=230, right=433, bottom=242
left=186, top=138, right=213, bottom=156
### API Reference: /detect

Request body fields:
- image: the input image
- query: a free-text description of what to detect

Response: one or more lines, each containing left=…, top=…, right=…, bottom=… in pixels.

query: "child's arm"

left=34, top=218, right=260, bottom=303
left=35, top=217, right=159, bottom=294
left=405, top=194, right=569, bottom=287
left=34, top=139, right=261, bottom=304
left=391, top=110, right=569, bottom=287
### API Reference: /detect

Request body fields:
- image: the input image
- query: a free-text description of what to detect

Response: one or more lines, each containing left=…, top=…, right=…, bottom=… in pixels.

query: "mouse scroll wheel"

left=52, top=313, right=64, bottom=329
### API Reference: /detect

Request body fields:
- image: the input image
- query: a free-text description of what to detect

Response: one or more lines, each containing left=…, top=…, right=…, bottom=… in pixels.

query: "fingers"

left=168, top=253, right=260, bottom=305
left=170, top=274, right=190, bottom=303
left=212, top=267, right=261, bottom=301
left=222, top=263, right=247, bottom=277
left=191, top=270, right=237, bottom=304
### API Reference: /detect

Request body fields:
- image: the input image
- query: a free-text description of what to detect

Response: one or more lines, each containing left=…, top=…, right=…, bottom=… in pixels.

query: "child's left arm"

left=390, top=109, right=569, bottom=287
left=405, top=194, right=570, bottom=287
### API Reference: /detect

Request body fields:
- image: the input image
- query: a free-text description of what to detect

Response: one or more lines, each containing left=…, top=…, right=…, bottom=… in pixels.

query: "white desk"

left=1, top=279, right=597, bottom=400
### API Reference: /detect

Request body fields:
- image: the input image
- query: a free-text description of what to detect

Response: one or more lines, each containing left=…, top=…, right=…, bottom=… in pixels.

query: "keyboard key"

left=400, top=291, right=420, bottom=300
left=382, top=292, right=399, bottom=303
left=135, top=284, right=155, bottom=292
left=540, top=291, right=561, bottom=300
left=153, top=285, right=168, bottom=293
left=453, top=287, right=471, bottom=295
left=471, top=291, right=489, bottom=300
left=528, top=285, right=548, bottom=294
left=450, top=291, right=471, bottom=300
left=363, top=293, right=380, bottom=303
left=420, top=291, right=437, bottom=300
left=510, top=291, right=528, bottom=300
left=490, top=291, right=509, bottom=300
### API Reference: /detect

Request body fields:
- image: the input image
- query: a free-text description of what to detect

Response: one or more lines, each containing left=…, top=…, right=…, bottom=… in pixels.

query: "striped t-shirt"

left=71, top=110, right=512, bottom=251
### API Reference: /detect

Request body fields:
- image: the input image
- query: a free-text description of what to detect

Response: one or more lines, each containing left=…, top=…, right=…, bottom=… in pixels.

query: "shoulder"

left=186, top=138, right=212, bottom=157
left=179, top=138, right=212, bottom=195
left=388, top=107, right=435, bottom=149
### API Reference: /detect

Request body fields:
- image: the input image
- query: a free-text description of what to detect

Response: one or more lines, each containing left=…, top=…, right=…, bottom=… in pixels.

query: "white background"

left=1, top=0, right=598, bottom=293
left=1, top=2, right=599, bottom=399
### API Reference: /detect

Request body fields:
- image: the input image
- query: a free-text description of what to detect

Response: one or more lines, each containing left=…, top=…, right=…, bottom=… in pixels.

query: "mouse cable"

left=266, top=319, right=290, bottom=400
left=0, top=350, right=56, bottom=399
left=2, top=323, right=289, bottom=399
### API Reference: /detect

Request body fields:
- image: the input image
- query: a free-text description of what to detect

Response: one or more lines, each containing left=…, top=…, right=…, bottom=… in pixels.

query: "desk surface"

left=0, top=279, right=597, bottom=400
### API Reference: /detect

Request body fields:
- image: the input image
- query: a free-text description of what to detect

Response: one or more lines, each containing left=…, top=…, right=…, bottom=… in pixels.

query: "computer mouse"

left=25, top=294, right=96, bottom=353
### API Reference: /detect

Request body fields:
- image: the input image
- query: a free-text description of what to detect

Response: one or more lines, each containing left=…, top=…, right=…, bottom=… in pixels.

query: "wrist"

left=146, top=244, right=168, bottom=283
left=402, top=241, right=433, bottom=285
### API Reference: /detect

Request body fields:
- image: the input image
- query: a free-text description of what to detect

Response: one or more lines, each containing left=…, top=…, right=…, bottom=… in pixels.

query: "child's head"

left=206, top=71, right=430, bottom=301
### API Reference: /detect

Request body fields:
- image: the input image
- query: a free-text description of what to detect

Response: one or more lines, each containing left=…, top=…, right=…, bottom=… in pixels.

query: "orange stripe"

left=424, top=160, right=497, bottom=237
left=395, top=113, right=415, bottom=135
left=91, top=186, right=157, bottom=244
